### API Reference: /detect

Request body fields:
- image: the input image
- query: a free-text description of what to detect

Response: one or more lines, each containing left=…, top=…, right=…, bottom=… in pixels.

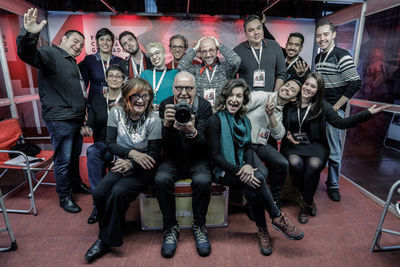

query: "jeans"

left=221, top=169, right=281, bottom=228
left=86, top=142, right=113, bottom=190
left=252, top=144, right=289, bottom=201
left=45, top=119, right=83, bottom=199
left=326, top=109, right=344, bottom=189
left=154, top=160, right=212, bottom=229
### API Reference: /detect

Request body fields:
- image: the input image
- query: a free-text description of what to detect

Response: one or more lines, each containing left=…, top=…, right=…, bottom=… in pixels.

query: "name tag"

left=153, top=104, right=160, bottom=111
left=253, top=69, right=265, bottom=87
left=102, top=85, right=108, bottom=95
left=293, top=132, right=310, bottom=144
left=257, top=127, right=270, bottom=145
left=204, top=88, right=216, bottom=106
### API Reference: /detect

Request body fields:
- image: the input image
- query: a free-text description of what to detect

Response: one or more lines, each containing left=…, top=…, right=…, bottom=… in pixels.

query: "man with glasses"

left=178, top=36, right=241, bottom=106
left=166, top=34, right=200, bottom=70
left=155, top=71, right=213, bottom=258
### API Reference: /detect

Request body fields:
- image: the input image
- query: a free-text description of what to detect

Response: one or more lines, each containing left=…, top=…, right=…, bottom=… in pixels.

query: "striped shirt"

left=315, top=46, right=361, bottom=109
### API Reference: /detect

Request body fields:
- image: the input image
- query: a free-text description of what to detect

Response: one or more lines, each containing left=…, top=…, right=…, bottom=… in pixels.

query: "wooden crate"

left=139, top=179, right=229, bottom=230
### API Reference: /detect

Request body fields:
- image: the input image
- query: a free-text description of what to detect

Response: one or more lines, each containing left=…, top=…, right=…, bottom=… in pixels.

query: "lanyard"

left=106, top=93, right=121, bottom=115
left=77, top=66, right=87, bottom=98
left=297, top=104, right=311, bottom=133
left=205, top=65, right=218, bottom=86
left=250, top=44, right=263, bottom=69
left=153, top=68, right=167, bottom=99
left=131, top=54, right=143, bottom=77
left=318, top=45, right=335, bottom=66
left=172, top=61, right=175, bottom=70
left=101, top=57, right=111, bottom=79
left=286, top=56, right=299, bottom=71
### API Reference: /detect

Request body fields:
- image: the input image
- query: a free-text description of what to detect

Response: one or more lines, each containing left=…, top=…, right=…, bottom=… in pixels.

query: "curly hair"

left=214, top=78, right=251, bottom=117
left=121, top=78, right=154, bottom=118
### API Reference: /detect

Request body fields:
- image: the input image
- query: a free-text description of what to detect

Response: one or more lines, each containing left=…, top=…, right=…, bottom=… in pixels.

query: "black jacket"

left=16, top=29, right=86, bottom=121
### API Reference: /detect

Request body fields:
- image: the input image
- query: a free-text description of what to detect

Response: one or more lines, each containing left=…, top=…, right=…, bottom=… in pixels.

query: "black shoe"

left=85, top=239, right=110, bottom=263
left=309, top=202, right=317, bottom=216
left=161, top=225, right=180, bottom=258
left=72, top=183, right=91, bottom=195
left=59, top=196, right=81, bottom=213
left=327, top=188, right=341, bottom=202
left=87, top=206, right=98, bottom=224
left=193, top=224, right=211, bottom=257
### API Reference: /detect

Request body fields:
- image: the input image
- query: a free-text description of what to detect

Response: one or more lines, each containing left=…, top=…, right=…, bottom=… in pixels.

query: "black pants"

left=221, top=170, right=281, bottom=229
left=252, top=144, right=289, bottom=202
left=154, top=160, right=212, bottom=229
left=287, top=155, right=323, bottom=205
left=93, top=169, right=152, bottom=247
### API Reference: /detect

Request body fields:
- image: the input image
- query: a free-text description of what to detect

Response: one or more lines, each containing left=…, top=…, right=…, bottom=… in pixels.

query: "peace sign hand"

left=24, top=8, right=47, bottom=34
left=265, top=94, right=276, bottom=116
left=293, top=60, right=310, bottom=78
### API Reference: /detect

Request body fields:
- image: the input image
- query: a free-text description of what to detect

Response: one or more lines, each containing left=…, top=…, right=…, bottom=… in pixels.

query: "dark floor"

left=1, top=160, right=400, bottom=266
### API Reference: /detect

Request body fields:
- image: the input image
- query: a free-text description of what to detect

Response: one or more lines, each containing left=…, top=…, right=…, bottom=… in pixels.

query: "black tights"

left=288, top=155, right=323, bottom=205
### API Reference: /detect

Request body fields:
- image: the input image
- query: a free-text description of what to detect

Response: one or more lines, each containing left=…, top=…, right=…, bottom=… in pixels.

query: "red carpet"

left=0, top=158, right=399, bottom=266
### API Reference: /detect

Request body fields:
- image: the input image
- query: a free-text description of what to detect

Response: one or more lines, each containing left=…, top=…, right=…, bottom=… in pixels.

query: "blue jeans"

left=326, top=109, right=344, bottom=189
left=86, top=142, right=113, bottom=190
left=45, top=119, right=83, bottom=199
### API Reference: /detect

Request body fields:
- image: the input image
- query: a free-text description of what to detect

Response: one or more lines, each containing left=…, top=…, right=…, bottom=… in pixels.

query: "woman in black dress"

left=281, top=73, right=389, bottom=224
left=206, top=78, right=304, bottom=256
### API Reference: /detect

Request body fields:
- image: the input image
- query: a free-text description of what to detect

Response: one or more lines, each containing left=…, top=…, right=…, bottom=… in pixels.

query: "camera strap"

left=192, top=95, right=199, bottom=114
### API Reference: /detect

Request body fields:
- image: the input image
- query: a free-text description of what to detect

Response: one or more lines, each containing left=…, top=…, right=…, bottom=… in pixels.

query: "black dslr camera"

left=174, top=100, right=194, bottom=125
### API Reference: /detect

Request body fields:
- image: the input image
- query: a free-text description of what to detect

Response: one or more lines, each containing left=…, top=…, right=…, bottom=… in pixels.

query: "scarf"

left=215, top=110, right=251, bottom=180
left=199, top=58, right=219, bottom=75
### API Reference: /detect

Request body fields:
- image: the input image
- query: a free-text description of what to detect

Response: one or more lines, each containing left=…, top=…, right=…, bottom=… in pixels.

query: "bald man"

left=178, top=37, right=241, bottom=106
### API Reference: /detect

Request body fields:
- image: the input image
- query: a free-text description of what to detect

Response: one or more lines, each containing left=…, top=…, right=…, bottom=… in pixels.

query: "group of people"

left=17, top=8, right=389, bottom=263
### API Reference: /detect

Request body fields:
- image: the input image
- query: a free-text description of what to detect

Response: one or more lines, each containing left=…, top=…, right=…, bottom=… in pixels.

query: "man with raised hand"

left=178, top=36, right=240, bottom=106
left=17, top=8, right=91, bottom=214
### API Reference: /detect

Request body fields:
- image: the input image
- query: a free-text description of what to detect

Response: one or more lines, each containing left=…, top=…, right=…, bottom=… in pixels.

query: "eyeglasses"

left=148, top=50, right=162, bottom=58
left=107, top=75, right=124, bottom=80
left=200, top=48, right=216, bottom=55
left=171, top=45, right=185, bottom=50
left=129, top=93, right=150, bottom=101
left=174, top=86, right=194, bottom=92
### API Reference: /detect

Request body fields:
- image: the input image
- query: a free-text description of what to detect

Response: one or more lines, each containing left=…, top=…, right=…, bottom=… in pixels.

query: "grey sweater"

left=178, top=44, right=241, bottom=98
left=234, top=39, right=286, bottom=92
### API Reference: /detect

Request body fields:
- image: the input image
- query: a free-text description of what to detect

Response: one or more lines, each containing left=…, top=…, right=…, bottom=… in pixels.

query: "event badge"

left=204, top=88, right=216, bottom=106
left=257, top=127, right=270, bottom=145
left=293, top=132, right=310, bottom=144
left=253, top=69, right=265, bottom=87
left=102, top=83, right=108, bottom=95
left=153, top=103, right=160, bottom=111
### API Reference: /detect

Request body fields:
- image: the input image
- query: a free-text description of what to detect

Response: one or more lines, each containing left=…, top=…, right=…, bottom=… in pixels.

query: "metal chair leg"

left=371, top=180, right=400, bottom=252
left=0, top=189, right=18, bottom=252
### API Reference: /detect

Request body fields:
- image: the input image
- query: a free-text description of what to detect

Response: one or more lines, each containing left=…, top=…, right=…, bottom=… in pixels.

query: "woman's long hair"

left=214, top=78, right=251, bottom=117
left=121, top=78, right=154, bottom=118
left=298, top=73, right=325, bottom=120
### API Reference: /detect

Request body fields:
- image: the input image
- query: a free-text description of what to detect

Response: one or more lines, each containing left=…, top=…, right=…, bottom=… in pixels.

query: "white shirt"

left=247, top=91, right=286, bottom=144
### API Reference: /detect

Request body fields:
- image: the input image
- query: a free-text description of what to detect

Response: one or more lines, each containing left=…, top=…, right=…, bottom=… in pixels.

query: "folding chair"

left=370, top=179, right=400, bottom=252
left=0, top=118, right=55, bottom=216
left=0, top=188, right=17, bottom=252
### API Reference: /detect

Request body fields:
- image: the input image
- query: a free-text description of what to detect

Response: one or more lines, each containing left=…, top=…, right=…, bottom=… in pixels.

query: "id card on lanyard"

left=203, top=65, right=218, bottom=105
left=294, top=105, right=311, bottom=144
left=251, top=45, right=265, bottom=87
left=101, top=57, right=111, bottom=95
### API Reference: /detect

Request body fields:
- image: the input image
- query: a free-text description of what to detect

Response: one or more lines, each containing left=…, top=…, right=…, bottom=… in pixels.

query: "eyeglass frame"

left=128, top=93, right=150, bottom=101
left=174, top=86, right=195, bottom=92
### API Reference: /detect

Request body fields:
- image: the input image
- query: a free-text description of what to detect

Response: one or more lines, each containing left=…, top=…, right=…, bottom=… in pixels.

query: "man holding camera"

left=155, top=71, right=213, bottom=258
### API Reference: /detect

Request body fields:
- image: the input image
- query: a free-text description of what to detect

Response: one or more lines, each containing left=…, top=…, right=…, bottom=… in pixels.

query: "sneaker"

left=257, top=227, right=272, bottom=256
left=193, top=224, right=211, bottom=257
left=272, top=212, right=304, bottom=240
left=327, top=188, right=341, bottom=202
left=161, top=225, right=180, bottom=258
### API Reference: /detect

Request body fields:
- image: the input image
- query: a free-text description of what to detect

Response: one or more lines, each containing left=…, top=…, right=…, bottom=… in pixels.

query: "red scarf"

left=199, top=58, right=219, bottom=75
